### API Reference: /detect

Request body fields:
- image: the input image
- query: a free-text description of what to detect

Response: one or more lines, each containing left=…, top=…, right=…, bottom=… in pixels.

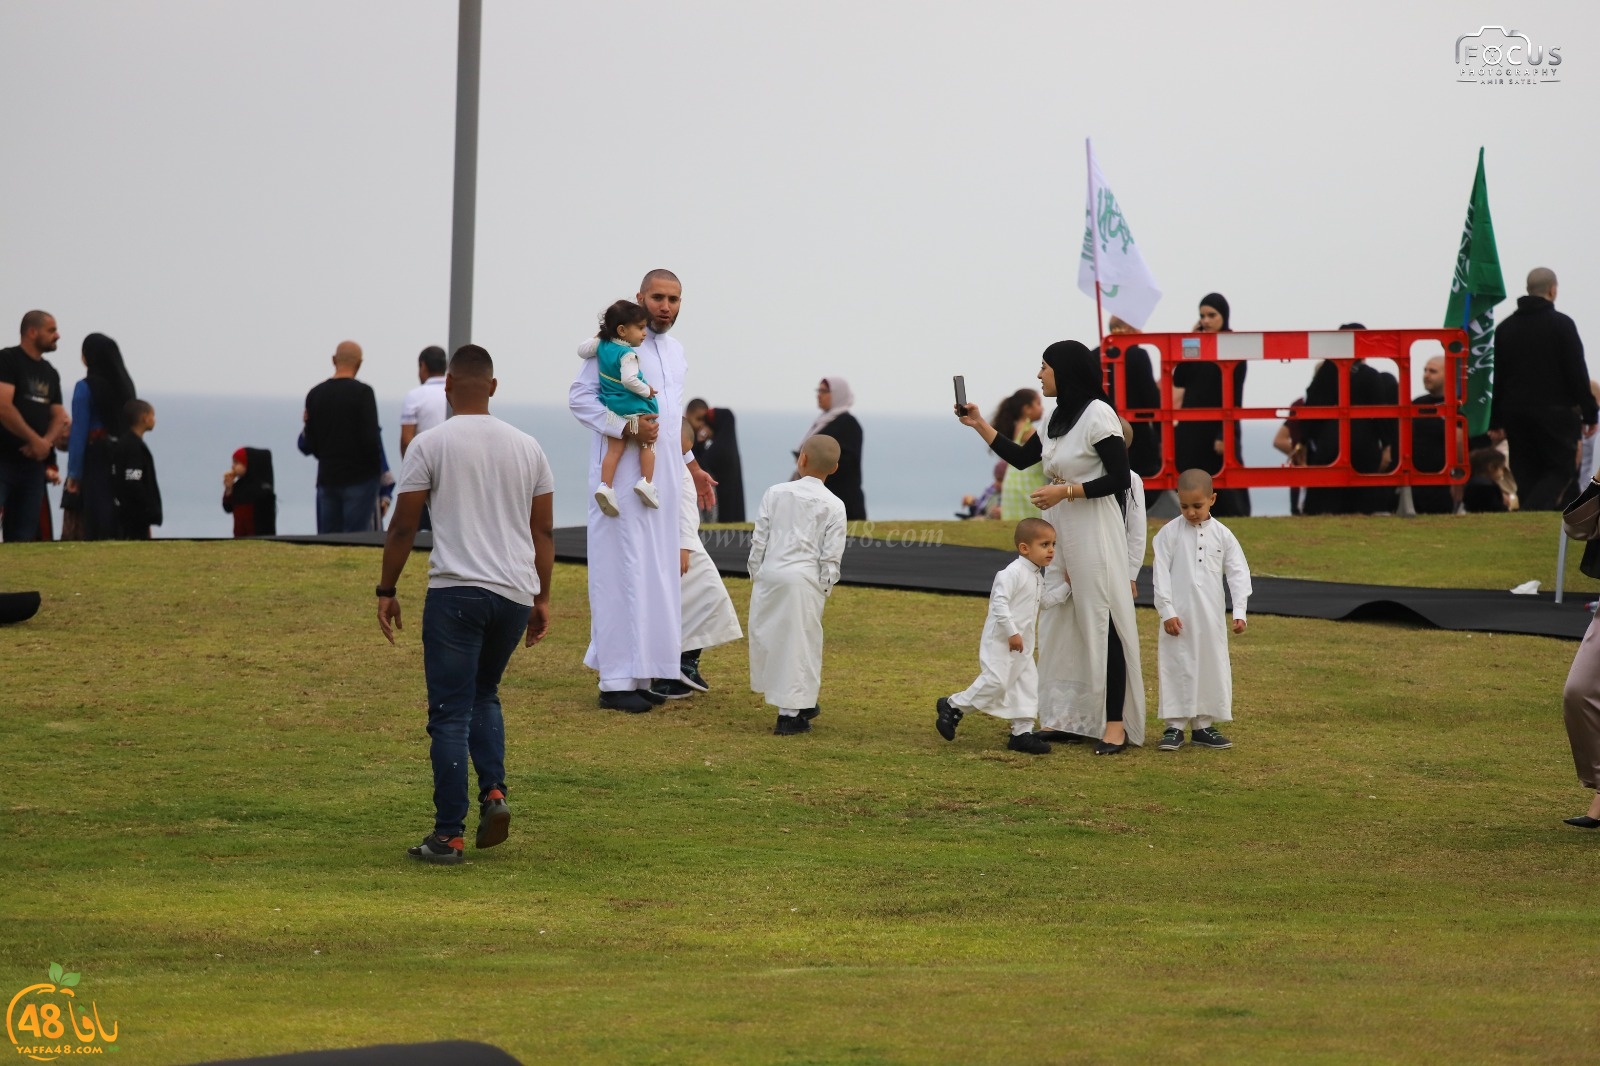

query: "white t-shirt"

left=400, top=377, right=449, bottom=434
left=396, top=414, right=554, bottom=606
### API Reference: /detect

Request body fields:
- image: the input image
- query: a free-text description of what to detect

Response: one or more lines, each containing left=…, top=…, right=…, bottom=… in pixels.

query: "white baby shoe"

left=594, top=483, right=621, bottom=517
left=633, top=478, right=660, bottom=509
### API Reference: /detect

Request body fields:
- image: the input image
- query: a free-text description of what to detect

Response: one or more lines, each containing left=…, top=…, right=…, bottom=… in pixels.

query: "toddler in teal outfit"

left=580, top=300, right=660, bottom=515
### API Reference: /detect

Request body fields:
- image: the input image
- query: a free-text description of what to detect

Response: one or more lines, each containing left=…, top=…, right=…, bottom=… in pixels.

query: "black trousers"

left=1105, top=621, right=1125, bottom=723
left=1504, top=407, right=1580, bottom=511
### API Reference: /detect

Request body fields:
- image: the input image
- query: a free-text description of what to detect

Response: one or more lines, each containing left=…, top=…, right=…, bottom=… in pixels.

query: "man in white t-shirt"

left=377, top=344, right=555, bottom=866
left=399, top=345, right=450, bottom=455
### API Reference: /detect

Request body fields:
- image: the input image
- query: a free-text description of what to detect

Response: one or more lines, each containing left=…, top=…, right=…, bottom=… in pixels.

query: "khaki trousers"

left=1562, top=615, right=1600, bottom=791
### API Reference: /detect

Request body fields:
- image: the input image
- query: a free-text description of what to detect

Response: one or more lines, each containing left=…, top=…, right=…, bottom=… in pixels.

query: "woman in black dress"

left=1173, top=293, right=1250, bottom=516
left=795, top=376, right=865, bottom=520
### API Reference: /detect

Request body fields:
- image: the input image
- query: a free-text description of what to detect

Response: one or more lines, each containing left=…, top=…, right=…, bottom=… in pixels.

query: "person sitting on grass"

left=936, top=517, right=1066, bottom=754
left=376, top=344, right=556, bottom=866
left=1152, top=468, right=1252, bottom=752
left=1464, top=447, right=1518, bottom=513
left=579, top=300, right=660, bottom=517
left=748, top=434, right=848, bottom=736
left=111, top=399, right=162, bottom=540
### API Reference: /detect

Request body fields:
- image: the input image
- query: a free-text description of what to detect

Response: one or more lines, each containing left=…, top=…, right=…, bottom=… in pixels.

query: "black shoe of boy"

left=476, top=789, right=510, bottom=850
left=1157, top=727, right=1185, bottom=751
left=636, top=687, right=668, bottom=707
left=407, top=832, right=464, bottom=865
left=799, top=706, right=821, bottom=721
left=598, top=691, right=652, bottom=714
left=651, top=678, right=696, bottom=700
left=935, top=697, right=963, bottom=741
left=680, top=650, right=710, bottom=693
left=1006, top=732, right=1051, bottom=755
left=1036, top=730, right=1091, bottom=744
left=1191, top=726, right=1232, bottom=749
left=773, top=713, right=812, bottom=735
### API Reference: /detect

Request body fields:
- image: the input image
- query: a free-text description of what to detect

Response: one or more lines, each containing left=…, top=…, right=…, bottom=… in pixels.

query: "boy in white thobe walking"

left=936, top=518, right=1062, bottom=754
left=1152, top=468, right=1252, bottom=751
left=748, top=435, right=848, bottom=735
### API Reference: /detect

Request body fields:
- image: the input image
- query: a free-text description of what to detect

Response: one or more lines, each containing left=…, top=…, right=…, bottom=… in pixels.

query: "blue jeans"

left=316, top=478, right=380, bottom=533
left=0, top=458, right=47, bottom=542
left=422, top=586, right=531, bottom=839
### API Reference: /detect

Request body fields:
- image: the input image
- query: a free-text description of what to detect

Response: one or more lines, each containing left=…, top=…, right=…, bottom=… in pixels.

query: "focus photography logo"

left=7, top=963, right=121, bottom=1060
left=1457, top=26, right=1563, bottom=85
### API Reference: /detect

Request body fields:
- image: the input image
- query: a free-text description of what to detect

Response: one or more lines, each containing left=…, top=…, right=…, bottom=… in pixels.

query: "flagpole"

left=1087, top=138, right=1105, bottom=345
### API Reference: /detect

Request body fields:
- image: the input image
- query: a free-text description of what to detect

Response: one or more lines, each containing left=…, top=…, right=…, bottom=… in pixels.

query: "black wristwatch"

left=376, top=586, right=397, bottom=598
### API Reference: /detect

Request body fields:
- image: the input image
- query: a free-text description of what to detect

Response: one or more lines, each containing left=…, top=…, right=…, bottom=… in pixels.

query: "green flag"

left=1444, top=147, right=1506, bottom=438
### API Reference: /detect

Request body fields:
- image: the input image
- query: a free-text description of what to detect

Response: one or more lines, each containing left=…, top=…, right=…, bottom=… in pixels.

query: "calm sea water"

left=43, top=394, right=1291, bottom=539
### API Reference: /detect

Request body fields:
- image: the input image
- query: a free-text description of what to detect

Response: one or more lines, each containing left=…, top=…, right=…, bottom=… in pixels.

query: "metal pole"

left=1556, top=527, right=1569, bottom=605
left=448, top=0, right=483, bottom=357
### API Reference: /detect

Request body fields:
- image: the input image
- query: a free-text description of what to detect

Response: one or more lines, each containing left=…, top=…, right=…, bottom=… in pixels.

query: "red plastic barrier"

left=1102, top=329, right=1472, bottom=491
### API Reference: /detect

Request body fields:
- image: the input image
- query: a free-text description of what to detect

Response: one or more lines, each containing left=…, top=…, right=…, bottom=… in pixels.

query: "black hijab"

left=1043, top=340, right=1108, bottom=438
left=82, top=333, right=136, bottom=433
left=232, top=448, right=276, bottom=506
left=1199, top=293, right=1231, bottom=331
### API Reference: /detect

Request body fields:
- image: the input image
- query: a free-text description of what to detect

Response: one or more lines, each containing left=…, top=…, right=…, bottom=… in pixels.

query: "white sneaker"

left=594, top=484, right=620, bottom=517
left=633, top=478, right=660, bottom=508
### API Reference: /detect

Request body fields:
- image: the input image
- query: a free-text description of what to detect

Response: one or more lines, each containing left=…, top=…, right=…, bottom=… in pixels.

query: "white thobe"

left=1035, top=400, right=1148, bottom=744
left=951, top=555, right=1046, bottom=720
left=747, top=476, right=847, bottom=709
left=679, top=458, right=742, bottom=651
left=569, top=329, right=686, bottom=690
left=1151, top=515, right=1251, bottom=722
left=1124, top=471, right=1148, bottom=583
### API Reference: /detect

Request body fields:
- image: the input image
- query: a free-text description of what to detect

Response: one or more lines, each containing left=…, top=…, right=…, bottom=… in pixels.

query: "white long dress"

left=568, top=330, right=685, bottom=689
left=1035, top=400, right=1148, bottom=744
left=951, top=555, right=1045, bottom=721
left=747, top=476, right=847, bottom=709
left=679, top=458, right=742, bottom=652
left=1151, top=515, right=1251, bottom=722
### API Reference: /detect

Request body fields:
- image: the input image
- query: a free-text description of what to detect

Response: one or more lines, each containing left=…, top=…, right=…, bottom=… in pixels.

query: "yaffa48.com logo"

left=6, top=963, right=120, bottom=1060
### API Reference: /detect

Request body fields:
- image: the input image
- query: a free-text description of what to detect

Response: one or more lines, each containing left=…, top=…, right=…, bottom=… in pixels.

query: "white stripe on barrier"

left=1308, top=331, right=1355, bottom=359
left=1216, top=332, right=1264, bottom=360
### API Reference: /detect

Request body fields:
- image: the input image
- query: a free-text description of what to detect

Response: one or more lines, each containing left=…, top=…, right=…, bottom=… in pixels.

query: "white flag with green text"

left=1077, top=139, right=1162, bottom=329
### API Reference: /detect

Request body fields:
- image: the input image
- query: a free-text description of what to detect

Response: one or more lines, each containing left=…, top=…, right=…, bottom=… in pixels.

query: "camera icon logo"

left=1456, top=26, right=1562, bottom=83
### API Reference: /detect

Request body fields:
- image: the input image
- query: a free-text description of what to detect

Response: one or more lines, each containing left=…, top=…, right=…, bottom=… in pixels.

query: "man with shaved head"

left=1489, top=268, right=1596, bottom=510
left=302, top=340, right=383, bottom=532
left=0, top=310, right=67, bottom=541
left=1410, top=354, right=1457, bottom=514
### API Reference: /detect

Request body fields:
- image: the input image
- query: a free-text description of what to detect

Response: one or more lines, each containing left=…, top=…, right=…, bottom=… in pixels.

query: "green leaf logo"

left=49, top=962, right=63, bottom=983
left=62, top=972, right=81, bottom=987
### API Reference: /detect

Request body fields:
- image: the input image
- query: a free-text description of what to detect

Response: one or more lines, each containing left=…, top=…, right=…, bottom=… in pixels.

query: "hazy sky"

left=3, top=1, right=1596, bottom=419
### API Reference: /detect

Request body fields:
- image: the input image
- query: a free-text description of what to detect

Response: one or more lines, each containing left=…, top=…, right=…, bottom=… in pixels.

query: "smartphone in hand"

left=953, top=375, right=967, bottom=417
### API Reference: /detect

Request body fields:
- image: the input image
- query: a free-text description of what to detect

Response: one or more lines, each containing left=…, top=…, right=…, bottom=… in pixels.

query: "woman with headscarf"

left=64, top=333, right=136, bottom=540
left=794, top=376, right=865, bottom=520
left=958, top=341, right=1147, bottom=754
left=1173, top=294, right=1251, bottom=517
left=222, top=448, right=278, bottom=536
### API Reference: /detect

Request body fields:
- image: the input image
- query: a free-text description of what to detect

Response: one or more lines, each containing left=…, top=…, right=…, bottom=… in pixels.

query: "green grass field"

left=4, top=513, right=1599, bottom=1064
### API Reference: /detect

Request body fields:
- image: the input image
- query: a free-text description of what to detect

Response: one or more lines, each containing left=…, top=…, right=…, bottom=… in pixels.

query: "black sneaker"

left=637, top=687, right=668, bottom=707
left=1191, top=726, right=1232, bottom=749
left=651, top=678, right=696, bottom=700
left=407, top=832, right=464, bottom=865
left=773, top=713, right=812, bottom=735
left=1157, top=727, right=1185, bottom=751
left=799, top=706, right=821, bottom=721
left=935, top=697, right=963, bottom=741
left=598, top=691, right=652, bottom=714
left=680, top=651, right=710, bottom=693
left=476, top=789, right=510, bottom=849
left=1006, top=732, right=1051, bottom=755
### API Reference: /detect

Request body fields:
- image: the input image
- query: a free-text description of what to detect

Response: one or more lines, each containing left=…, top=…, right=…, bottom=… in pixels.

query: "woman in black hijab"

left=956, top=341, right=1147, bottom=754
left=223, top=448, right=278, bottom=536
left=65, top=333, right=137, bottom=540
left=1173, top=294, right=1251, bottom=517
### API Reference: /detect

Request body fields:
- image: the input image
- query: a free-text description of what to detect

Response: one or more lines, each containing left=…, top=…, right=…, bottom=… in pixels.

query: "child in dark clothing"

left=112, top=399, right=162, bottom=539
left=1464, top=447, right=1517, bottom=513
left=223, top=447, right=277, bottom=536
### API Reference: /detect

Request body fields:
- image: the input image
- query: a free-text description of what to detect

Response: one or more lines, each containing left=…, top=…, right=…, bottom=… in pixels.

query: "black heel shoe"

left=1092, top=740, right=1128, bottom=756
left=1563, top=815, right=1600, bottom=828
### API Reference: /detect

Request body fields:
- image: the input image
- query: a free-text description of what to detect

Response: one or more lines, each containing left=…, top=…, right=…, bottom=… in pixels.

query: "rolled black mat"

left=0, top=591, right=41, bottom=625
left=191, top=1040, right=521, bottom=1065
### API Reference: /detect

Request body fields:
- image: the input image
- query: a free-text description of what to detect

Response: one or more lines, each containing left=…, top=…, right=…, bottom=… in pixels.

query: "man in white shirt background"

left=399, top=345, right=449, bottom=530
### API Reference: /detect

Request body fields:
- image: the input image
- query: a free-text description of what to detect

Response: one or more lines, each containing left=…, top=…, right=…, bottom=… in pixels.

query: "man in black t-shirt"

left=0, top=310, right=67, bottom=542
left=302, top=340, right=383, bottom=533
left=1410, top=355, right=1456, bottom=514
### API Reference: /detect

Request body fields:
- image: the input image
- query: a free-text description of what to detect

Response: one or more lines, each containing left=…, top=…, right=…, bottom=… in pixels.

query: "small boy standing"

left=1152, top=468, right=1251, bottom=751
left=111, top=399, right=162, bottom=540
left=748, top=434, right=848, bottom=735
left=936, top=517, right=1061, bottom=754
